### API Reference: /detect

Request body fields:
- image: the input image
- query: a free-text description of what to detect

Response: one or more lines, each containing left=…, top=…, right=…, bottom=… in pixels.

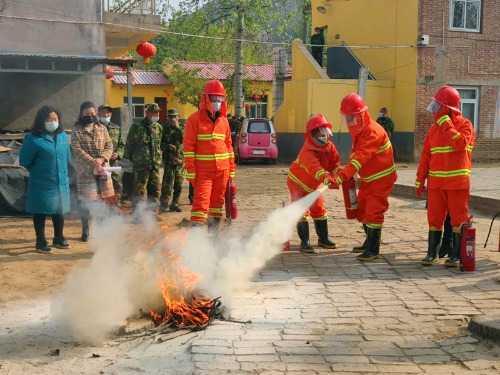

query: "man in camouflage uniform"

left=98, top=105, right=124, bottom=199
left=160, top=108, right=184, bottom=212
left=124, top=103, right=163, bottom=209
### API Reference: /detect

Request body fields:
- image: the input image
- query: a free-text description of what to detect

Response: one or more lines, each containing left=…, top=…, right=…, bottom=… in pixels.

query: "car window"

left=248, top=121, right=270, bottom=133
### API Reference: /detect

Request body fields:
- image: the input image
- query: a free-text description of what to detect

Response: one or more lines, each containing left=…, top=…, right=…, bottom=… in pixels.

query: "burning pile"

left=149, top=249, right=223, bottom=330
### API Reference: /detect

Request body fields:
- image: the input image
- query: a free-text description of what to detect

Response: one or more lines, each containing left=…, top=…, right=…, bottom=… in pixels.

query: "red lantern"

left=136, top=41, right=157, bottom=64
left=104, top=65, right=114, bottom=80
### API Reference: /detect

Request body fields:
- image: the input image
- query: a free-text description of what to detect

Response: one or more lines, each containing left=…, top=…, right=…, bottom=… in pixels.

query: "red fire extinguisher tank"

left=342, top=178, right=358, bottom=220
left=460, top=219, right=476, bottom=272
left=225, top=181, right=238, bottom=221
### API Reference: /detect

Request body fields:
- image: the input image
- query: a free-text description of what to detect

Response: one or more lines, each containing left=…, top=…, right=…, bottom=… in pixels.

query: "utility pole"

left=302, top=0, right=311, bottom=43
left=233, top=5, right=245, bottom=118
left=357, top=67, right=369, bottom=98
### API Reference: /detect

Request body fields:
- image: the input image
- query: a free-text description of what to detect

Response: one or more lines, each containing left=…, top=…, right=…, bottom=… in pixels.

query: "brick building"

left=417, top=0, right=500, bottom=161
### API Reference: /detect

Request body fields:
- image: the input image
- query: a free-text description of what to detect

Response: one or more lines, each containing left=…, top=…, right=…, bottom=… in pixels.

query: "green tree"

left=150, top=0, right=305, bottom=115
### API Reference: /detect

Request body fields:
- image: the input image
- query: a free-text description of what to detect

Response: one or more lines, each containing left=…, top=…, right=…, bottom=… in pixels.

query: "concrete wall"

left=274, top=40, right=407, bottom=161
left=312, top=0, right=419, bottom=135
left=0, top=68, right=105, bottom=131
left=0, top=0, right=105, bottom=57
left=0, top=0, right=107, bottom=131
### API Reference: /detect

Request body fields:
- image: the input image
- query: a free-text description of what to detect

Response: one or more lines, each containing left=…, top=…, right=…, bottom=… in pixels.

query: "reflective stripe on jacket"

left=338, top=118, right=397, bottom=185
left=416, top=114, right=475, bottom=190
left=183, top=103, right=235, bottom=180
left=288, top=135, right=340, bottom=193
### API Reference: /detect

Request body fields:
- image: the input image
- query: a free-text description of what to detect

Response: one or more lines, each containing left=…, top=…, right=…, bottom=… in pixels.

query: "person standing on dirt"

left=160, top=108, right=184, bottom=212
left=287, top=114, right=340, bottom=253
left=98, top=105, right=124, bottom=202
left=71, top=101, right=115, bottom=242
left=20, top=106, right=71, bottom=253
left=183, top=80, right=236, bottom=230
left=124, top=103, right=163, bottom=212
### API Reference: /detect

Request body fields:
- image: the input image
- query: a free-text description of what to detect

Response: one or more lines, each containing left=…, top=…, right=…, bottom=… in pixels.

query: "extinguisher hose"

left=484, top=212, right=500, bottom=248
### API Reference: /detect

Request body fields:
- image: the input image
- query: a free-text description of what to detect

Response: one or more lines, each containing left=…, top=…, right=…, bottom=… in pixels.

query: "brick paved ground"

left=190, top=165, right=500, bottom=375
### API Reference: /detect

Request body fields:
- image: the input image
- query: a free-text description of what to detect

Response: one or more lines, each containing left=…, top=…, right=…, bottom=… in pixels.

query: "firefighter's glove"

left=416, top=184, right=426, bottom=198
left=168, top=144, right=177, bottom=151
left=325, top=175, right=339, bottom=190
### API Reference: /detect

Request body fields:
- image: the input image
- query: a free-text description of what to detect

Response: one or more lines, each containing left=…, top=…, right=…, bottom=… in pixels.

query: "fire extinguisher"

left=342, top=178, right=358, bottom=220
left=460, top=217, right=476, bottom=272
left=225, top=180, right=238, bottom=222
left=484, top=212, right=500, bottom=252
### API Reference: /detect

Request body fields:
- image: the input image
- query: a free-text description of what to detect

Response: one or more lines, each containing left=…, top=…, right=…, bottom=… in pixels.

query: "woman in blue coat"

left=20, top=106, right=71, bottom=253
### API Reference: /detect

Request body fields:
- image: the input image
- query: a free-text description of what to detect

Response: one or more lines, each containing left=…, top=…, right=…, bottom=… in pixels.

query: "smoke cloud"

left=53, top=189, right=324, bottom=344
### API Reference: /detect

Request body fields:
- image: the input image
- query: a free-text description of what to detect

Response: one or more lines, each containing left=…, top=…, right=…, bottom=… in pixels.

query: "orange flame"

left=149, top=245, right=216, bottom=328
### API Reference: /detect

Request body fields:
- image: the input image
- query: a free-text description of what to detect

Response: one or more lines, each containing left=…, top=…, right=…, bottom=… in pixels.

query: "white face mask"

left=211, top=101, right=222, bottom=113
left=99, top=116, right=111, bottom=125
left=151, top=116, right=160, bottom=123
left=45, top=121, right=59, bottom=133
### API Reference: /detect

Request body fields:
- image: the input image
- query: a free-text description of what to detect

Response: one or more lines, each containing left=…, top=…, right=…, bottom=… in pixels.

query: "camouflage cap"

left=98, top=105, right=113, bottom=112
left=167, top=108, right=179, bottom=117
left=146, top=103, right=161, bottom=113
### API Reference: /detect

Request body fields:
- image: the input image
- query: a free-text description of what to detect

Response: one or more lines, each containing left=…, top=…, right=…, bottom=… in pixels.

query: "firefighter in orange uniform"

left=287, top=114, right=340, bottom=252
left=416, top=86, right=474, bottom=267
left=183, top=80, right=236, bottom=229
left=333, top=93, right=397, bottom=261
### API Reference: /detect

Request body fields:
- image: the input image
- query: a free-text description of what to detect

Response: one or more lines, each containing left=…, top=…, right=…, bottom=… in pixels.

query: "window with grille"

left=454, top=87, right=479, bottom=131
left=450, top=0, right=481, bottom=32
left=123, top=97, right=145, bottom=119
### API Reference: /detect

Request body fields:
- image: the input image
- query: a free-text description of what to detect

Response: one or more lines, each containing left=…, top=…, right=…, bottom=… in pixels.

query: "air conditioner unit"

left=418, top=34, right=430, bottom=46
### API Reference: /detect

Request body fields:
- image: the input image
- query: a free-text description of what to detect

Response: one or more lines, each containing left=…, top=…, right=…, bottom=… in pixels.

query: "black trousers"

left=33, top=214, right=64, bottom=243
left=312, top=48, right=323, bottom=67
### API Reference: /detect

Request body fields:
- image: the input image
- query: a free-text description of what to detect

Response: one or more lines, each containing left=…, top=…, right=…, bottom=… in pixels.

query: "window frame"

left=245, top=102, right=268, bottom=119
left=453, top=86, right=480, bottom=131
left=449, top=0, right=482, bottom=33
left=123, top=96, right=145, bottom=119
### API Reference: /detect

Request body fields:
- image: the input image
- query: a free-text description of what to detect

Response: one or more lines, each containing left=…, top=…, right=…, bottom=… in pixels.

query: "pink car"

left=236, top=119, right=279, bottom=164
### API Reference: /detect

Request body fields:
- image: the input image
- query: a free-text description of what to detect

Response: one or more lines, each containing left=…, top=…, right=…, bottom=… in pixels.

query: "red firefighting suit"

left=183, top=90, right=235, bottom=224
left=287, top=121, right=340, bottom=220
left=416, top=114, right=475, bottom=230
left=335, top=112, right=397, bottom=228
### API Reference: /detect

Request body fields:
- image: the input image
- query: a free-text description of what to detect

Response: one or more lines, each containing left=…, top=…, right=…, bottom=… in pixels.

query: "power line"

left=0, top=13, right=417, bottom=50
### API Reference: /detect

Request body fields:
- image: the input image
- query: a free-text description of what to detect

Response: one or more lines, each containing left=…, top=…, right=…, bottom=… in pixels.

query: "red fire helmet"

left=307, top=114, right=332, bottom=134
left=340, top=93, right=368, bottom=116
left=433, top=85, right=461, bottom=113
left=203, top=80, right=226, bottom=97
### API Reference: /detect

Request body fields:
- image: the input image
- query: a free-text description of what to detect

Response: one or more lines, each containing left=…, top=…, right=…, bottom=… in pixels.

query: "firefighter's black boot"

left=352, top=224, right=368, bottom=253
left=445, top=231, right=461, bottom=268
left=314, top=220, right=336, bottom=249
left=297, top=221, right=314, bottom=253
left=421, top=230, right=442, bottom=266
left=208, top=217, right=221, bottom=233
left=357, top=226, right=381, bottom=262
left=439, top=216, right=453, bottom=258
